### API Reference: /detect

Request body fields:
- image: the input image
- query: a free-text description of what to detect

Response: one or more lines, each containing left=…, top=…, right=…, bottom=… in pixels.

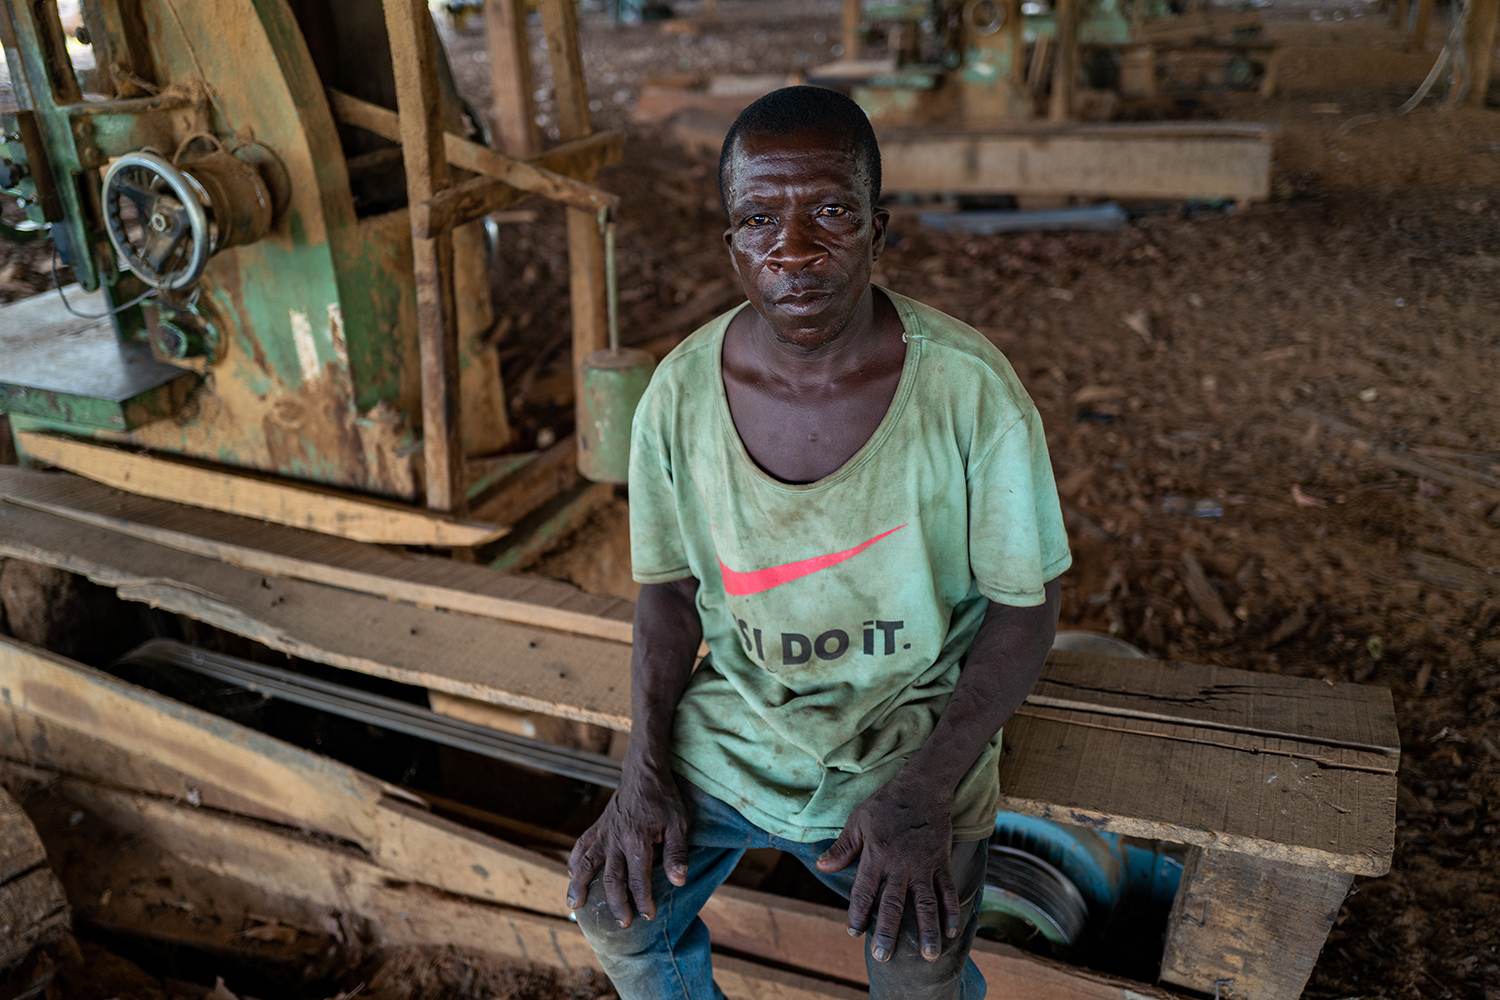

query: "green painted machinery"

left=0, top=0, right=511, bottom=501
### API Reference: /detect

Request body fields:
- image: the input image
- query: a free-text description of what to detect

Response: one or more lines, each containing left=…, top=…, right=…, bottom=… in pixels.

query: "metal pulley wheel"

left=102, top=148, right=274, bottom=292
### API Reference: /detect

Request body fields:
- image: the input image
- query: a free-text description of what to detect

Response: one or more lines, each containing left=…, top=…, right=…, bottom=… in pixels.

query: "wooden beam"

left=1050, top=0, right=1077, bottom=121
left=538, top=0, right=611, bottom=441
left=0, top=501, right=636, bottom=729
left=0, top=467, right=633, bottom=643
left=1461, top=0, right=1499, bottom=106
left=0, top=644, right=1184, bottom=1000
left=382, top=0, right=464, bottom=514
left=842, top=0, right=861, bottom=60
left=1160, top=849, right=1353, bottom=1000
left=484, top=0, right=541, bottom=157
left=0, top=635, right=389, bottom=848
left=14, top=431, right=505, bottom=547
left=1412, top=0, right=1434, bottom=49
left=876, top=123, right=1276, bottom=202
left=326, top=89, right=618, bottom=217
left=468, top=434, right=582, bottom=528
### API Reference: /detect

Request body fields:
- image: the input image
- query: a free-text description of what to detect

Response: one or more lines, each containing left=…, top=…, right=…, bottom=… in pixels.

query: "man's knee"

left=573, top=879, right=659, bottom=958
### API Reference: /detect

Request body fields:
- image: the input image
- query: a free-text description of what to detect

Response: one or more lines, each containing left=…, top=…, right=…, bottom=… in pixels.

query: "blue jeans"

left=574, top=779, right=989, bottom=1000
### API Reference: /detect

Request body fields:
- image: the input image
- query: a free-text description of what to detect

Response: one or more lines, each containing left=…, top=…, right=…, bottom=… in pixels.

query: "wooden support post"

left=383, top=0, right=465, bottom=515
left=1392, top=0, right=1410, bottom=30
left=1412, top=0, right=1434, bottom=49
left=1160, top=849, right=1354, bottom=1000
left=539, top=0, right=610, bottom=445
left=842, top=0, right=861, bottom=59
left=1050, top=0, right=1078, bottom=122
left=1461, top=0, right=1499, bottom=105
left=485, top=0, right=541, bottom=157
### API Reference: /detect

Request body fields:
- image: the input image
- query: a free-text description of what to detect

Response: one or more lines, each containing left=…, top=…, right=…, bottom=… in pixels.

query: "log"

left=0, top=787, right=69, bottom=970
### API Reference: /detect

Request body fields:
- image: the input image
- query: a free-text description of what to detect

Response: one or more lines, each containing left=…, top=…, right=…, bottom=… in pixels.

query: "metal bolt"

left=151, top=212, right=170, bottom=232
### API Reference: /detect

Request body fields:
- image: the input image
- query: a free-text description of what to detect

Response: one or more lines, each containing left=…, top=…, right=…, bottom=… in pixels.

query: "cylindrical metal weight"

left=577, top=347, right=655, bottom=485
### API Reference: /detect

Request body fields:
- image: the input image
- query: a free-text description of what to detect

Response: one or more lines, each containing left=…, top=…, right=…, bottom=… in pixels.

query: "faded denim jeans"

left=573, top=778, right=988, bottom=1000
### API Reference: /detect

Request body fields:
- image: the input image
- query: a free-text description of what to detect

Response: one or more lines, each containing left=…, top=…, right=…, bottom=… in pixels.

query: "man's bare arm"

left=817, top=578, right=1061, bottom=962
left=566, top=577, right=702, bottom=925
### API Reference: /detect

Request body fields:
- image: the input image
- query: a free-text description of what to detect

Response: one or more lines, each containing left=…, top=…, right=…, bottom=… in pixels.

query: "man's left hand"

left=815, top=771, right=961, bottom=964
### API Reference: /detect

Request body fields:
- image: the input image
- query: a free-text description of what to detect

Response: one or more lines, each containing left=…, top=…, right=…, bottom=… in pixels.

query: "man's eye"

left=818, top=206, right=848, bottom=217
left=746, top=215, right=773, bottom=226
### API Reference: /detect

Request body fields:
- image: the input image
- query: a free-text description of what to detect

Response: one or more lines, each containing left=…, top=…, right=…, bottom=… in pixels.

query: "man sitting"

left=567, top=86, right=1071, bottom=1000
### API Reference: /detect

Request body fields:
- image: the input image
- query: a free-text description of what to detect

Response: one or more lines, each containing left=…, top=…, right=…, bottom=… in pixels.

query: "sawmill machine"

left=0, top=0, right=622, bottom=511
left=814, top=0, right=1265, bottom=125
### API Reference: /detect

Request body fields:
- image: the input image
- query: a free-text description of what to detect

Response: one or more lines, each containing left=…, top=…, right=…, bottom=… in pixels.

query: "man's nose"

left=767, top=217, right=827, bottom=271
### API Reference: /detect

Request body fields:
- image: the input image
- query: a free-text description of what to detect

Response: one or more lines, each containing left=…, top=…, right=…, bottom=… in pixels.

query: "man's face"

left=722, top=128, right=888, bottom=350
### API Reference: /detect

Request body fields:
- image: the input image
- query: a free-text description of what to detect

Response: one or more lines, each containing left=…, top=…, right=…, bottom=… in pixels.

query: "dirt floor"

left=4, top=0, right=1500, bottom=998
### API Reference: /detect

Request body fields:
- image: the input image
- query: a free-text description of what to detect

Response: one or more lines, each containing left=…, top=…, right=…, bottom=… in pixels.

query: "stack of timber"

left=0, top=785, right=69, bottom=971
left=0, top=469, right=1399, bottom=1000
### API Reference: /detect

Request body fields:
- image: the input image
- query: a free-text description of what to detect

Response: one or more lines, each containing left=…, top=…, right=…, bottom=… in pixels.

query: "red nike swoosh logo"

left=718, top=525, right=907, bottom=596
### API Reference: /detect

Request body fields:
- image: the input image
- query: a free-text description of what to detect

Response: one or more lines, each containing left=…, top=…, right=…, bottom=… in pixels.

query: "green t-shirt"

left=628, top=288, right=1072, bottom=843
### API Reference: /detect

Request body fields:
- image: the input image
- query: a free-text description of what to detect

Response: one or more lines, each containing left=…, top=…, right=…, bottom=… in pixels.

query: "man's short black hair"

left=718, top=86, right=882, bottom=216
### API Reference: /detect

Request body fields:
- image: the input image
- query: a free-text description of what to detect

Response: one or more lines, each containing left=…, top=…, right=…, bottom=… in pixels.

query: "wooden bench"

left=0, top=468, right=1399, bottom=1000
left=1001, top=651, right=1398, bottom=1000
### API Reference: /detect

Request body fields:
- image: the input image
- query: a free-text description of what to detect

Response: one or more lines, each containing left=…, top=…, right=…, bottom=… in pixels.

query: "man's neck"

left=734, top=285, right=893, bottom=388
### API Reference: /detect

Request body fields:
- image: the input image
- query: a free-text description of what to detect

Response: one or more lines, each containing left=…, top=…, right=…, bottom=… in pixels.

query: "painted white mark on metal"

left=327, top=303, right=347, bottom=356
left=291, top=309, right=320, bottom=383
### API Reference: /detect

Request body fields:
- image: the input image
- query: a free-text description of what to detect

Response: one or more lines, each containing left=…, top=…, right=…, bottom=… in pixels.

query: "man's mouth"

left=773, top=287, right=833, bottom=314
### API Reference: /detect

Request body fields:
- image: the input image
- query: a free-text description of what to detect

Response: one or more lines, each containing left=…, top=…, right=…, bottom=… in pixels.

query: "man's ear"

left=870, top=206, right=891, bottom=261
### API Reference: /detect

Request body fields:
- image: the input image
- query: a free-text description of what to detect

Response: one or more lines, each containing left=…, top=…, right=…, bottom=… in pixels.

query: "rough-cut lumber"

left=382, top=0, right=465, bottom=514
left=325, top=88, right=617, bottom=219
left=0, top=467, right=633, bottom=643
left=485, top=0, right=541, bottom=157
left=0, top=502, right=634, bottom=728
left=1160, top=849, right=1353, bottom=1000
left=0, top=786, right=68, bottom=970
left=0, top=635, right=389, bottom=848
left=0, top=644, right=1185, bottom=999
left=468, top=435, right=583, bottom=529
left=997, top=712, right=1395, bottom=875
left=538, top=0, right=610, bottom=421
left=877, top=122, right=1276, bottom=202
left=1033, top=649, right=1400, bottom=757
left=15, top=432, right=504, bottom=546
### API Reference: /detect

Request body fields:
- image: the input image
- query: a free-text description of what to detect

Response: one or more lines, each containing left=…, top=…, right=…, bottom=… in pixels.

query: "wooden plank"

left=1462, top=0, right=1499, bottom=107
left=325, top=89, right=616, bottom=219
left=413, top=131, right=625, bottom=236
left=1050, top=0, right=1077, bottom=121
left=383, top=0, right=465, bottom=514
left=1412, top=0, right=1434, bottom=48
left=1033, top=649, right=1401, bottom=756
left=469, top=434, right=582, bottom=527
left=877, top=125, right=1275, bottom=201
left=0, top=501, right=635, bottom=728
left=0, top=635, right=389, bottom=848
left=1160, top=849, right=1352, bottom=1000
left=485, top=0, right=541, bottom=157
left=997, top=713, right=1396, bottom=874
left=1010, top=706, right=1396, bottom=774
left=0, top=467, right=633, bottom=643
left=538, top=0, right=611, bottom=426
left=842, top=0, right=861, bottom=60
left=14, top=431, right=504, bottom=547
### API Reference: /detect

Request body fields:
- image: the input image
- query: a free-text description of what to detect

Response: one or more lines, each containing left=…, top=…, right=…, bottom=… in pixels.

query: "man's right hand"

left=566, top=760, right=691, bottom=927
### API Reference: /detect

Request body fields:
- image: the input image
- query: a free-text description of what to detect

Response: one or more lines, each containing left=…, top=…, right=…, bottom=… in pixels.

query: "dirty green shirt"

left=628, top=288, right=1072, bottom=843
